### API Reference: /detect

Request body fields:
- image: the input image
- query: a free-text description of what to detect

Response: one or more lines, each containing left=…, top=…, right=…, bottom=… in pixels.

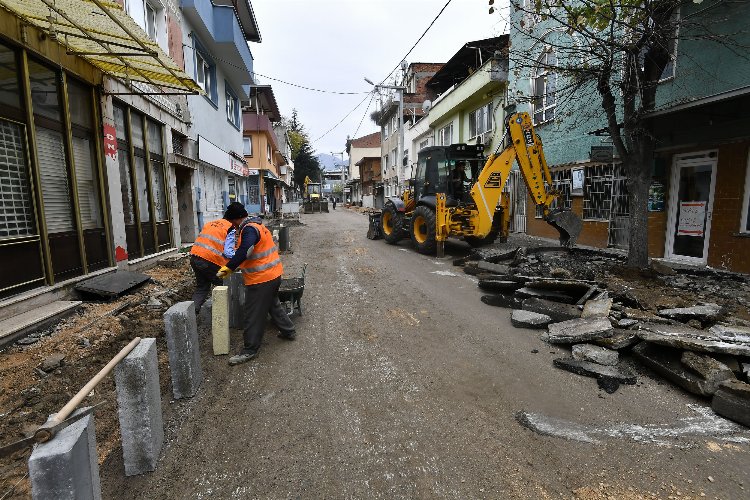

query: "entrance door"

left=665, top=151, right=718, bottom=264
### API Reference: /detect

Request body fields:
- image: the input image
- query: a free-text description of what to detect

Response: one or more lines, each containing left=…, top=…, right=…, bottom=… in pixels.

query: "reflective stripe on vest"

left=190, top=219, right=232, bottom=266
left=236, top=222, right=283, bottom=285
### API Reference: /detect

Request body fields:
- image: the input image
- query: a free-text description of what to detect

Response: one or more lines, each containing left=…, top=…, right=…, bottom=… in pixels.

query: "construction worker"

left=217, top=216, right=296, bottom=366
left=189, top=202, right=248, bottom=315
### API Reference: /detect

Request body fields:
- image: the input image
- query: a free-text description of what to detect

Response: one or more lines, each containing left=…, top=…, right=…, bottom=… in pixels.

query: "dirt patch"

left=0, top=257, right=194, bottom=499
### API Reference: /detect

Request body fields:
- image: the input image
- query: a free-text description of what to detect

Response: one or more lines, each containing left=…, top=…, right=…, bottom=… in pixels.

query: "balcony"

left=182, top=0, right=254, bottom=87
left=428, top=58, right=508, bottom=126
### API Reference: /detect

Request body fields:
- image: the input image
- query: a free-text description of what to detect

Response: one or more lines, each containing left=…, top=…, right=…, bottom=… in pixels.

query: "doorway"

left=175, top=167, right=195, bottom=244
left=665, top=151, right=718, bottom=264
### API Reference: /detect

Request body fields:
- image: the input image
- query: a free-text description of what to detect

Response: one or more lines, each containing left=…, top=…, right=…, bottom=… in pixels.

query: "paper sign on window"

left=677, top=201, right=706, bottom=237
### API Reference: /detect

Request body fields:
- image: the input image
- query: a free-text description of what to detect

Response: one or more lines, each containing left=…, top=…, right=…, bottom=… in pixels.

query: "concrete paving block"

left=29, top=408, right=101, bottom=500
left=712, top=380, right=750, bottom=427
left=581, top=298, right=613, bottom=318
left=593, top=329, right=639, bottom=350
left=211, top=286, right=230, bottom=356
left=114, top=338, right=163, bottom=476
left=481, top=294, right=522, bottom=309
left=631, top=342, right=722, bottom=397
left=510, top=309, right=552, bottom=329
left=572, top=343, right=619, bottom=366
left=521, top=297, right=581, bottom=323
left=658, top=303, right=723, bottom=323
left=542, top=317, right=614, bottom=344
left=164, top=301, right=203, bottom=399
left=637, top=322, right=750, bottom=356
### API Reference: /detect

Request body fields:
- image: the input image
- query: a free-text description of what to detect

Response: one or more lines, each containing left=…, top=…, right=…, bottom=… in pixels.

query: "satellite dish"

left=422, top=100, right=432, bottom=112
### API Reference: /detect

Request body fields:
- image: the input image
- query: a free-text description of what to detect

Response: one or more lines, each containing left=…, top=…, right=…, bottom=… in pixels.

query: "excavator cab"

left=412, top=144, right=484, bottom=206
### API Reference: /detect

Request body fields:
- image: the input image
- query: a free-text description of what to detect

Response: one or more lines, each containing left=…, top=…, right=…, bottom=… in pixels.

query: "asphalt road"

left=101, top=208, right=750, bottom=499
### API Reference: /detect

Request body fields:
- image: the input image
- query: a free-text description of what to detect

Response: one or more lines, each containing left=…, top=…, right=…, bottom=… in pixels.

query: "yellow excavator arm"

left=465, top=111, right=581, bottom=247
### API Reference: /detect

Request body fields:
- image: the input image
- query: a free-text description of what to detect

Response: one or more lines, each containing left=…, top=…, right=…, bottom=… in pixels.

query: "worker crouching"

left=189, top=202, right=248, bottom=315
left=217, top=216, right=296, bottom=366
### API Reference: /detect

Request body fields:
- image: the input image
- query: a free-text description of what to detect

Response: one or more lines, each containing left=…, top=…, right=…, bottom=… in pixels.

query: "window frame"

left=469, top=103, right=493, bottom=139
left=225, top=82, right=240, bottom=129
left=741, top=150, right=750, bottom=233
left=193, top=36, right=217, bottom=106
left=438, top=123, right=453, bottom=146
left=582, top=164, right=615, bottom=221
left=532, top=50, right=557, bottom=126
left=243, top=136, right=252, bottom=156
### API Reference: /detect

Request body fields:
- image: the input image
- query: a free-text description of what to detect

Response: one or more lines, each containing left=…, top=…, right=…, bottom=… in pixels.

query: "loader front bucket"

left=545, top=209, right=583, bottom=248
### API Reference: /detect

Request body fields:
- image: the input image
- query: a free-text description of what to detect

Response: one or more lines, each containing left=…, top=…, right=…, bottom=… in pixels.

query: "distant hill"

left=316, top=153, right=349, bottom=172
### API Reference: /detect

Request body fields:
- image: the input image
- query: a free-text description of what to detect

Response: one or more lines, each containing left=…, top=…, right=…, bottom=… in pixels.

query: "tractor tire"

left=381, top=202, right=404, bottom=244
left=410, top=205, right=437, bottom=254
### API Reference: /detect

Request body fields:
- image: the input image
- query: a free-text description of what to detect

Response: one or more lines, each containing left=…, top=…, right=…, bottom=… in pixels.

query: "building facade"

left=509, top=2, right=750, bottom=272
left=346, top=131, right=381, bottom=205
left=243, top=86, right=283, bottom=214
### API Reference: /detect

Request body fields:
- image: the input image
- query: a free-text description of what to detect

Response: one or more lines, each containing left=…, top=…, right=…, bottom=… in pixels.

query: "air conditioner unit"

left=477, top=131, right=492, bottom=146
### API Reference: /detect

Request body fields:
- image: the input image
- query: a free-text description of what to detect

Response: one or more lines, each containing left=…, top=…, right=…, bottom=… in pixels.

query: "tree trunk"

left=625, top=133, right=655, bottom=269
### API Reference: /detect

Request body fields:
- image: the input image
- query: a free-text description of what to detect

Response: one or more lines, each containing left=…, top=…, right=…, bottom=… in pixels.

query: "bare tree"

left=505, top=0, right=744, bottom=267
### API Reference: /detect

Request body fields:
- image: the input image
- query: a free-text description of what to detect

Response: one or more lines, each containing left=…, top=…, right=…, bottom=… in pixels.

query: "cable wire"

left=312, top=91, right=374, bottom=143
left=251, top=71, right=369, bottom=95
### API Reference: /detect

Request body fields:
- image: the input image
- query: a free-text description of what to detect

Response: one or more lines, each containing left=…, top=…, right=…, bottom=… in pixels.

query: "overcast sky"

left=249, top=0, right=509, bottom=158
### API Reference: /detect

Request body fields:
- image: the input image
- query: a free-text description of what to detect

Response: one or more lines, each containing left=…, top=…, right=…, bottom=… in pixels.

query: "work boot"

left=228, top=351, right=257, bottom=365
left=278, top=330, right=296, bottom=341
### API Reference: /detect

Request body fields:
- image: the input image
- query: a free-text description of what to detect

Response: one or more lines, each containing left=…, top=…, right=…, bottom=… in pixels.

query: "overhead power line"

left=251, top=71, right=369, bottom=95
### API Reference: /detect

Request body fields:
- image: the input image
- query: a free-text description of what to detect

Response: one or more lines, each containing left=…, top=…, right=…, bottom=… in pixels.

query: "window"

left=438, top=123, right=453, bottom=146
left=145, top=2, right=158, bottom=42
left=266, top=143, right=271, bottom=162
left=390, top=148, right=397, bottom=169
left=583, top=164, right=615, bottom=220
left=469, top=103, right=493, bottom=139
left=638, top=9, right=680, bottom=82
left=225, top=84, right=239, bottom=128
left=419, top=139, right=429, bottom=151
left=742, top=151, right=750, bottom=233
left=535, top=170, right=571, bottom=218
left=533, top=51, right=556, bottom=125
left=194, top=41, right=217, bottom=104
left=243, top=137, right=252, bottom=156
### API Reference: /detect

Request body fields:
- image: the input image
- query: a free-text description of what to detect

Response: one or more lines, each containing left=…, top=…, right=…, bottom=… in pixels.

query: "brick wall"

left=167, top=12, right=184, bottom=70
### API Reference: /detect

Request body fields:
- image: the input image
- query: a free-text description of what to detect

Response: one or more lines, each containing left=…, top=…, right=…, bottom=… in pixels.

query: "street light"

left=364, top=77, right=406, bottom=198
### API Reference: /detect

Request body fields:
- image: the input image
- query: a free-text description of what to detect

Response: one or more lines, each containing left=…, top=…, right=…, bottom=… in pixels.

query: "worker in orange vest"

left=217, top=216, right=295, bottom=365
left=189, top=202, right=248, bottom=315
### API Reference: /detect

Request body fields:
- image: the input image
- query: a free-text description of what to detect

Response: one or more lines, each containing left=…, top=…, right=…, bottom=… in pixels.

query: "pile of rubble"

left=459, top=246, right=750, bottom=428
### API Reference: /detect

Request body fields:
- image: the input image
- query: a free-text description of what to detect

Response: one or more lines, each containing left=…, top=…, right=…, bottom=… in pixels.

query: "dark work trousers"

left=190, top=255, right=223, bottom=314
left=241, top=276, right=295, bottom=354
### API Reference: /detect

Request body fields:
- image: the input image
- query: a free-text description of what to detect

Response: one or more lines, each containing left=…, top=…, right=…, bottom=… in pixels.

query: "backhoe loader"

left=380, top=111, right=582, bottom=256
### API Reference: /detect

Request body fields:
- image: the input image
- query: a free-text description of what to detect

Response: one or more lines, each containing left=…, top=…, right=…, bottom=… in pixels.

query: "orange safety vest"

left=236, top=221, right=283, bottom=285
left=190, top=219, right=233, bottom=267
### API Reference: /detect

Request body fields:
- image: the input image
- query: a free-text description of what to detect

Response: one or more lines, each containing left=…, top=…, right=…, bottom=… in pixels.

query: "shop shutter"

left=72, top=136, right=102, bottom=229
left=36, top=127, right=74, bottom=233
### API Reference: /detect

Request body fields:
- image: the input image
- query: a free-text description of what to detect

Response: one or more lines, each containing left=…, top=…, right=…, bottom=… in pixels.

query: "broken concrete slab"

left=41, top=353, right=65, bottom=372
left=681, top=351, right=735, bottom=393
left=658, top=303, right=724, bottom=323
left=476, top=261, right=511, bottom=275
left=638, top=323, right=750, bottom=357
left=553, top=357, right=637, bottom=386
left=593, top=329, right=640, bottom=350
left=650, top=260, right=677, bottom=276
left=622, top=308, right=671, bottom=324
left=514, top=287, right=577, bottom=304
left=525, top=279, right=595, bottom=294
left=572, top=344, right=619, bottom=366
left=708, top=324, right=750, bottom=343
left=469, top=247, right=519, bottom=263
left=617, top=318, right=639, bottom=329
left=581, top=298, right=613, bottom=318
left=511, top=309, right=552, bottom=329
left=478, top=279, right=524, bottom=293
left=481, top=294, right=523, bottom=309
left=711, top=380, right=750, bottom=427
left=708, top=353, right=742, bottom=376
left=521, top=297, right=581, bottom=323
left=631, top=342, right=726, bottom=397
left=742, top=363, right=750, bottom=381
left=542, top=317, right=614, bottom=344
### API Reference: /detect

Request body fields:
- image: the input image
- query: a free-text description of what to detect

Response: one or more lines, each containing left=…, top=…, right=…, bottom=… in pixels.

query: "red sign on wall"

left=103, top=124, right=118, bottom=160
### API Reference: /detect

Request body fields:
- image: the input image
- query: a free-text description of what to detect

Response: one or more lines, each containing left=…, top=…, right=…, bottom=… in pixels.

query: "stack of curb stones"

left=460, top=246, right=750, bottom=426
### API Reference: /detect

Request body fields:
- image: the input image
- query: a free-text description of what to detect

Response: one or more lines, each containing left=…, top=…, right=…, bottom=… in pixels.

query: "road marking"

left=516, top=404, right=750, bottom=447
left=431, top=270, right=459, bottom=277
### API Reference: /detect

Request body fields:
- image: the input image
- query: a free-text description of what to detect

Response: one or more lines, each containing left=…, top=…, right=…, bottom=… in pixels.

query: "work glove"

left=216, top=266, right=233, bottom=279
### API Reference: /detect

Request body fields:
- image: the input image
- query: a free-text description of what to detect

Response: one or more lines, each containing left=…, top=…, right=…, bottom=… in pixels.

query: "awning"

left=264, top=170, right=280, bottom=181
left=0, top=0, right=201, bottom=94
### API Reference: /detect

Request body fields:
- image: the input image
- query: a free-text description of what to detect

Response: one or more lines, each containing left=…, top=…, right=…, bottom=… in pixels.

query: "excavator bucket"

left=545, top=209, right=583, bottom=248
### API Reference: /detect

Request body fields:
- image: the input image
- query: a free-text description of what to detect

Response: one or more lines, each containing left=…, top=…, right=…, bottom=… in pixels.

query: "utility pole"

left=364, top=78, right=406, bottom=198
